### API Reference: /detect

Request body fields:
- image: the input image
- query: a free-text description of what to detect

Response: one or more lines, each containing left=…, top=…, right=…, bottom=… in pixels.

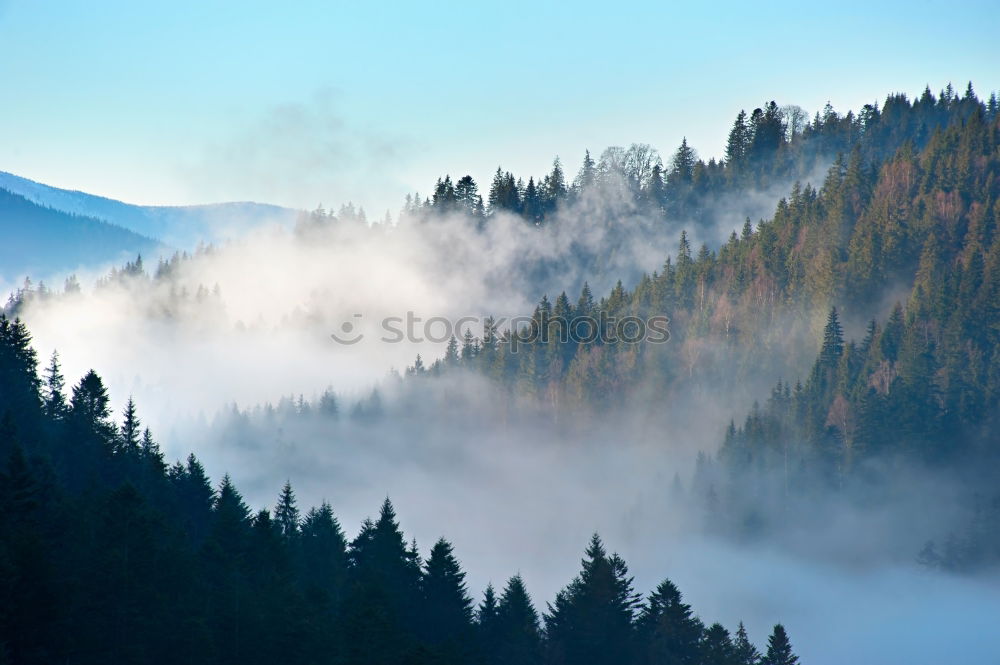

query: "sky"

left=1, top=0, right=998, bottom=216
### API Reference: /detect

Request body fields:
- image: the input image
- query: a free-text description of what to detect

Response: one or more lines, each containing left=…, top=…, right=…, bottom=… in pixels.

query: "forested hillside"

left=0, top=171, right=297, bottom=249
left=404, top=84, right=999, bottom=418
left=0, top=316, right=796, bottom=665
left=394, top=85, right=1000, bottom=567
left=0, top=188, right=161, bottom=283
left=4, top=81, right=999, bottom=664
left=707, top=100, right=1000, bottom=565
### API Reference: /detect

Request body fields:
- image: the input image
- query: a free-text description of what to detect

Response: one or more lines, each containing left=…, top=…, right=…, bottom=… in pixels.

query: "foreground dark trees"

left=0, top=316, right=794, bottom=664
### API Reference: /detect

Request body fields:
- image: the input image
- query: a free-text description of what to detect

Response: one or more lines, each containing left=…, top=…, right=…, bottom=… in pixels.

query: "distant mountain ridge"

left=0, top=187, right=163, bottom=284
left=0, top=171, right=298, bottom=249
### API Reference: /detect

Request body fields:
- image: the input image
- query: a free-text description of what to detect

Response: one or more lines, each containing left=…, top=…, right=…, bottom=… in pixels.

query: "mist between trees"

left=4, top=82, right=1000, bottom=664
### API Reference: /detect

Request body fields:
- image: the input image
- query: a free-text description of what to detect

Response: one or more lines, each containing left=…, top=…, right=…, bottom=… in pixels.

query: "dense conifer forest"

left=0, top=315, right=799, bottom=664
left=4, top=81, right=1000, bottom=663
left=0, top=188, right=161, bottom=281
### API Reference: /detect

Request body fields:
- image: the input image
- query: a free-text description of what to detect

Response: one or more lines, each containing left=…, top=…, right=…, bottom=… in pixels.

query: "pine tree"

left=299, top=501, right=349, bottom=625
left=726, top=110, right=750, bottom=167
left=670, top=138, right=696, bottom=184
left=70, top=370, right=115, bottom=443
left=636, top=578, right=704, bottom=665
left=42, top=351, right=67, bottom=420
left=495, top=574, right=542, bottom=665
left=345, top=498, right=422, bottom=664
left=761, top=625, right=798, bottom=665
left=880, top=303, right=905, bottom=362
left=574, top=150, right=597, bottom=193
left=576, top=282, right=595, bottom=317
left=274, top=481, right=300, bottom=541
left=209, top=473, right=251, bottom=556
left=118, top=396, right=141, bottom=455
left=421, top=538, right=474, bottom=658
left=820, top=307, right=844, bottom=367
left=523, top=177, right=542, bottom=223
left=460, top=328, right=478, bottom=363
left=176, top=453, right=215, bottom=543
left=318, top=388, right=339, bottom=418
left=445, top=336, right=460, bottom=367
left=455, top=175, right=481, bottom=218
left=733, top=622, right=761, bottom=665
left=139, top=427, right=165, bottom=473
left=645, top=163, right=667, bottom=212
left=702, top=622, right=738, bottom=665
left=544, top=157, right=567, bottom=211
left=477, top=584, right=502, bottom=665
left=545, top=534, right=640, bottom=665
left=749, top=101, right=786, bottom=161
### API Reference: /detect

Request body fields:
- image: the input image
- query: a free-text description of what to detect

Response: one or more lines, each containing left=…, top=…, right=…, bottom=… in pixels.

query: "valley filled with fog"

left=8, top=118, right=1000, bottom=663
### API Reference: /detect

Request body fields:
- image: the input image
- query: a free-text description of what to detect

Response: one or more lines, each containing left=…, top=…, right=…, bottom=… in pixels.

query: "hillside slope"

left=0, top=188, right=162, bottom=283
left=0, top=171, right=297, bottom=248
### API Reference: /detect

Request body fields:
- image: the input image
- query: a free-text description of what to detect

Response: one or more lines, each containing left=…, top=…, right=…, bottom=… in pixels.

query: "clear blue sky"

left=1, top=0, right=997, bottom=215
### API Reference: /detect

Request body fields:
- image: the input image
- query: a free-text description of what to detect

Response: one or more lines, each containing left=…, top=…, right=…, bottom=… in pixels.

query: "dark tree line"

left=0, top=315, right=798, bottom=664
left=395, top=83, right=993, bottom=230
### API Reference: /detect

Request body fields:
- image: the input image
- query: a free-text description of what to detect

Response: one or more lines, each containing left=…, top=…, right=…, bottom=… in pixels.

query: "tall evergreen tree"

left=670, top=138, right=697, bottom=184
left=545, top=534, right=640, bottom=665
left=476, top=583, right=501, bottom=664
left=726, top=110, right=751, bottom=167
left=70, top=370, right=115, bottom=444
left=702, top=623, right=738, bottom=665
left=761, top=625, right=798, bottom=665
left=421, top=538, right=474, bottom=661
left=733, top=622, right=761, bottom=665
left=636, top=578, right=704, bottom=665
left=118, top=396, right=141, bottom=455
left=42, top=350, right=67, bottom=420
left=495, top=575, right=543, bottom=665
left=819, top=307, right=845, bottom=367
left=274, top=480, right=301, bottom=541
left=574, top=150, right=597, bottom=193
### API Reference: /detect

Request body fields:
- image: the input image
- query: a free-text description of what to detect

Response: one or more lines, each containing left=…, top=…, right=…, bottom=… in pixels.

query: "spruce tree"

left=42, top=351, right=67, bottom=420
left=139, top=427, right=165, bottom=473
left=300, top=501, right=348, bottom=596
left=345, top=498, right=422, bottom=665
left=476, top=583, right=501, bottom=665
left=545, top=534, right=640, bottom=665
left=820, top=307, right=844, bottom=367
left=445, top=336, right=460, bottom=367
left=733, top=622, right=761, bottom=665
left=274, top=480, right=301, bottom=541
left=702, top=622, right=738, bottom=665
left=544, top=157, right=567, bottom=210
left=636, top=578, right=704, bottom=665
left=496, top=575, right=542, bottom=665
left=726, top=110, right=750, bottom=167
left=670, top=138, right=696, bottom=184
left=70, top=370, right=115, bottom=444
left=761, top=624, right=798, bottom=665
left=118, top=396, right=141, bottom=455
left=574, top=150, right=597, bottom=193
left=421, top=538, right=474, bottom=658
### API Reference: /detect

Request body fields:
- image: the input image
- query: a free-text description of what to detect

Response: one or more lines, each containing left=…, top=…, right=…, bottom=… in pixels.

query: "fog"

left=17, top=169, right=791, bottom=423
left=10, top=165, right=998, bottom=664
left=166, top=372, right=1000, bottom=665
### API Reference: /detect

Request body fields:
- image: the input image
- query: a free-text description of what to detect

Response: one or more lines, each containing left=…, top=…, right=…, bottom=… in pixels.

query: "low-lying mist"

left=9, top=163, right=996, bottom=665
left=15, top=169, right=814, bottom=425
left=168, top=371, right=1000, bottom=665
